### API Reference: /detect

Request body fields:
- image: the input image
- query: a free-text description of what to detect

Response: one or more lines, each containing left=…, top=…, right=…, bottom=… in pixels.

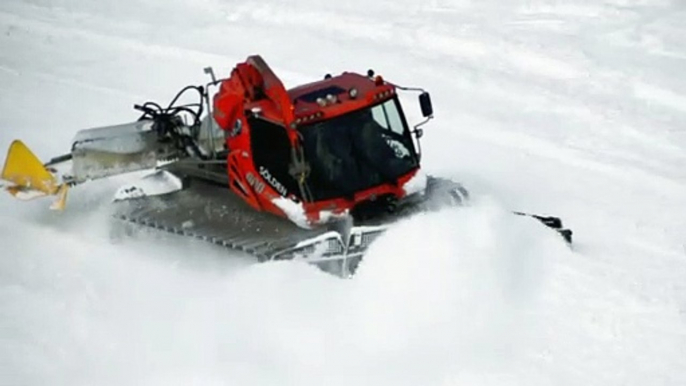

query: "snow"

left=2, top=0, right=686, bottom=385
left=272, top=196, right=310, bottom=229
left=403, top=168, right=428, bottom=196
left=10, top=188, right=47, bottom=201
left=112, top=170, right=183, bottom=202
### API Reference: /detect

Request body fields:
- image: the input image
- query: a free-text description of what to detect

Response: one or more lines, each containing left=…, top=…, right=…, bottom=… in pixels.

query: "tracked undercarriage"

left=112, top=160, right=569, bottom=276
left=112, top=160, right=473, bottom=276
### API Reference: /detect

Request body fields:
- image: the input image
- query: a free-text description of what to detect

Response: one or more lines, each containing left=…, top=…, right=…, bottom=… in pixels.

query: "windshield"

left=298, top=98, right=418, bottom=201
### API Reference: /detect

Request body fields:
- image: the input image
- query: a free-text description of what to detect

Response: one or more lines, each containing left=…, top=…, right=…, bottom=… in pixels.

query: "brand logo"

left=259, top=166, right=288, bottom=196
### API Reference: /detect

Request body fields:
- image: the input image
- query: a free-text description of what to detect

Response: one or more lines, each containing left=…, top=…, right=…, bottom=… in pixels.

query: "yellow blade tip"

left=2, top=140, right=58, bottom=196
left=49, top=184, right=69, bottom=211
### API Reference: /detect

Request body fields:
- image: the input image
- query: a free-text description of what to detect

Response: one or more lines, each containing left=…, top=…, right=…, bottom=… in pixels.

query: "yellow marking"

left=50, top=183, right=69, bottom=211
left=1, top=140, right=69, bottom=209
left=2, top=140, right=58, bottom=196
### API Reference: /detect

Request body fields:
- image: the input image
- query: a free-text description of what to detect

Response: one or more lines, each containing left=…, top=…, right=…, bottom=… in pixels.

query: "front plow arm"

left=1, top=140, right=70, bottom=210
left=1, top=119, right=186, bottom=210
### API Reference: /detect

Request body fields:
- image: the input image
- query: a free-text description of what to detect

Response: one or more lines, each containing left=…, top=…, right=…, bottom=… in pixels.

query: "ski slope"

left=1, top=0, right=685, bottom=384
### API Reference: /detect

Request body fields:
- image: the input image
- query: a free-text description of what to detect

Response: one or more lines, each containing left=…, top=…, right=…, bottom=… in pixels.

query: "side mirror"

left=419, top=92, right=433, bottom=118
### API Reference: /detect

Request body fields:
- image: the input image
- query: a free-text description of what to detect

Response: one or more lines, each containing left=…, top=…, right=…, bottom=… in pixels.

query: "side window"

left=383, top=100, right=404, bottom=136
left=370, top=100, right=405, bottom=135
left=371, top=104, right=389, bottom=130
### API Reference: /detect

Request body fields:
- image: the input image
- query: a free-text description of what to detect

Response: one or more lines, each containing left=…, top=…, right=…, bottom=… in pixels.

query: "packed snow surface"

left=1, top=0, right=686, bottom=385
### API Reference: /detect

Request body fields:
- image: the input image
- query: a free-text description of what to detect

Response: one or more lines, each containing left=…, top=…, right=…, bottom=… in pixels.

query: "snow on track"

left=1, top=0, right=686, bottom=385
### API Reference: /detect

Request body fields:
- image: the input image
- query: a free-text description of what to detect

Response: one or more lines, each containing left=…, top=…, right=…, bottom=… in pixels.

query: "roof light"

left=349, top=88, right=358, bottom=99
left=374, top=75, right=384, bottom=86
left=296, top=111, right=324, bottom=123
left=374, top=89, right=394, bottom=100
left=326, top=94, right=337, bottom=104
left=316, top=97, right=327, bottom=107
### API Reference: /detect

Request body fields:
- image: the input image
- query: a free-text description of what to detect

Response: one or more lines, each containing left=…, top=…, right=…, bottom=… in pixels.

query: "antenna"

left=203, top=67, right=217, bottom=83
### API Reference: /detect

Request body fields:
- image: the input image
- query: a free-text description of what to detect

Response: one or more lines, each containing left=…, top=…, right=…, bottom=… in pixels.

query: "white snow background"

left=1, top=0, right=686, bottom=385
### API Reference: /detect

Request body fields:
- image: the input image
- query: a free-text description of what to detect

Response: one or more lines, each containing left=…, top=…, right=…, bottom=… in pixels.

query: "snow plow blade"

left=1, top=140, right=69, bottom=209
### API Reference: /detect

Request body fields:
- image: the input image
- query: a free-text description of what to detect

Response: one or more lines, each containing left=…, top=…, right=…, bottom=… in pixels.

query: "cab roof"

left=288, top=72, right=395, bottom=120
left=242, top=71, right=395, bottom=126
